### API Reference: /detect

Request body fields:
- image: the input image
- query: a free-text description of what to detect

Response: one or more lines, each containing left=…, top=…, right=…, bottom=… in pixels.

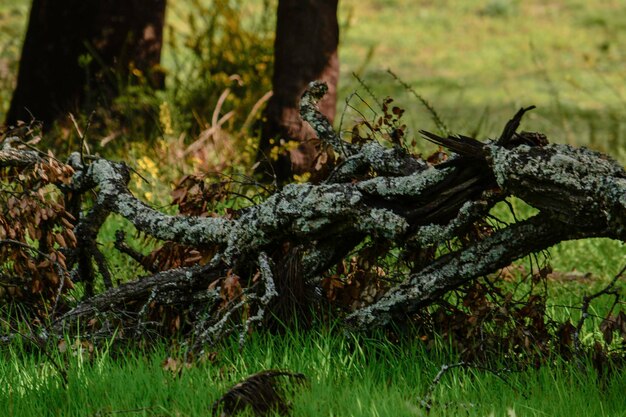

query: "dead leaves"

left=0, top=153, right=76, bottom=305
left=322, top=256, right=389, bottom=311
left=599, top=311, right=626, bottom=346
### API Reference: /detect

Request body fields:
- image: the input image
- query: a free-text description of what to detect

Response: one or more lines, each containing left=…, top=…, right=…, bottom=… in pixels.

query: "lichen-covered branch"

left=0, top=146, right=41, bottom=168
left=487, top=144, right=626, bottom=238
left=2, top=82, right=625, bottom=347
left=85, top=158, right=233, bottom=247
left=300, top=81, right=354, bottom=158
left=55, top=265, right=223, bottom=333
left=346, top=213, right=608, bottom=329
left=190, top=253, right=279, bottom=351
left=72, top=157, right=418, bottom=266
left=345, top=135, right=626, bottom=329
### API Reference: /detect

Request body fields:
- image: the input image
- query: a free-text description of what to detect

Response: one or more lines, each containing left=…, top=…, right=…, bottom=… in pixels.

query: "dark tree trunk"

left=5, top=0, right=166, bottom=129
left=258, top=0, right=339, bottom=181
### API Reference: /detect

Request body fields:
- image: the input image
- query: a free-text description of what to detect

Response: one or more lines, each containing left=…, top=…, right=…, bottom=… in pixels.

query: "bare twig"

left=574, top=263, right=626, bottom=354
left=418, top=362, right=526, bottom=413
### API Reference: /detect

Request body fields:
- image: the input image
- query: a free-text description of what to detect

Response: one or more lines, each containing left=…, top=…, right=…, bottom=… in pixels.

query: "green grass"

left=489, top=197, right=625, bottom=280
left=2, top=330, right=626, bottom=417
left=338, top=0, right=626, bottom=161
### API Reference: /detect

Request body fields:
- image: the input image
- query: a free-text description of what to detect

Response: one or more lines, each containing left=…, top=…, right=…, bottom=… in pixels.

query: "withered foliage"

left=0, top=139, right=76, bottom=314
left=351, top=97, right=408, bottom=148
left=323, top=257, right=390, bottom=311
left=600, top=311, right=626, bottom=347
left=422, top=273, right=553, bottom=364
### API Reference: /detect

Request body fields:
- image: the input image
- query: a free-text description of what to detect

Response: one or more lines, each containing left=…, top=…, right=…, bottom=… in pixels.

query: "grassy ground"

left=2, top=330, right=626, bottom=417
left=338, top=0, right=626, bottom=160
left=0, top=1, right=625, bottom=416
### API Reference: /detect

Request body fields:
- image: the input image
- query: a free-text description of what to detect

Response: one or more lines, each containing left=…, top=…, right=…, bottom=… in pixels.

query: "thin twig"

left=352, top=72, right=382, bottom=111
left=418, top=361, right=526, bottom=413
left=574, top=263, right=626, bottom=354
left=69, top=111, right=95, bottom=165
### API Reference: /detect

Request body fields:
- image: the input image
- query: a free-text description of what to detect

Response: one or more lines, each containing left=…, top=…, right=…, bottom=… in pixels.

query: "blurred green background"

left=0, top=0, right=624, bottom=160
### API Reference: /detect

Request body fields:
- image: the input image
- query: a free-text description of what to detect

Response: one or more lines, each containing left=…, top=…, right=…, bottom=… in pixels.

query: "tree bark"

left=5, top=0, right=166, bottom=128
left=257, top=0, right=339, bottom=180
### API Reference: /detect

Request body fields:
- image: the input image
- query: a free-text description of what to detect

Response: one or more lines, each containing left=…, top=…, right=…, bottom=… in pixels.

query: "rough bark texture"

left=346, top=214, right=607, bottom=329
left=57, top=265, right=223, bottom=331
left=6, top=0, right=166, bottom=128
left=257, top=0, right=339, bottom=180
left=2, top=83, right=624, bottom=345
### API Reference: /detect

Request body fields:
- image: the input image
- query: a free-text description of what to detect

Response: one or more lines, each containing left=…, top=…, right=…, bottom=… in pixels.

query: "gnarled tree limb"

left=2, top=82, right=624, bottom=345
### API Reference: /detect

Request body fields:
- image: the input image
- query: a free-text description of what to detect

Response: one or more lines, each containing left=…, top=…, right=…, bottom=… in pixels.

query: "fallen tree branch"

left=2, top=82, right=624, bottom=348
left=55, top=264, right=224, bottom=334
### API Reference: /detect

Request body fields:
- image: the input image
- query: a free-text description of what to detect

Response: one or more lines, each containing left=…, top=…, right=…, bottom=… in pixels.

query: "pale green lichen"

left=357, top=208, right=408, bottom=239
left=293, top=217, right=333, bottom=233
left=88, top=158, right=231, bottom=246
left=300, top=81, right=353, bottom=157
left=414, top=199, right=489, bottom=245
left=223, top=183, right=364, bottom=260
left=356, top=167, right=450, bottom=198
left=488, top=144, right=625, bottom=191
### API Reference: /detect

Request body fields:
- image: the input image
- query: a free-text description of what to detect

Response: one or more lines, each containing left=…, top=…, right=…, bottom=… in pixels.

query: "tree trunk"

left=5, top=0, right=166, bottom=129
left=257, top=0, right=339, bottom=181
